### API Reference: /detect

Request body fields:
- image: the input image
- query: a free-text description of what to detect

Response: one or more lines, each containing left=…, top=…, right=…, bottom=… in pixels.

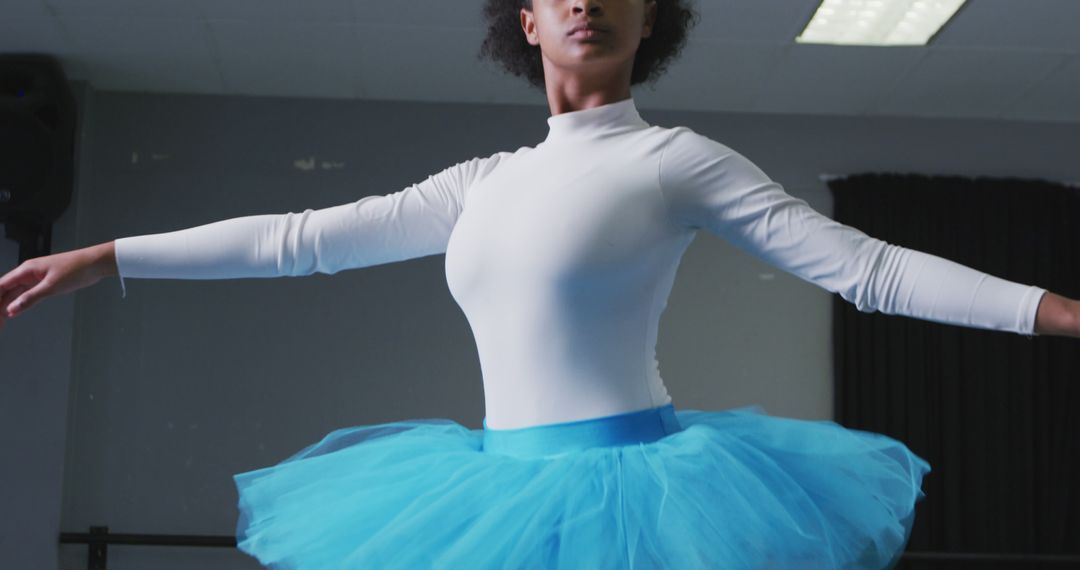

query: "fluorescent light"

left=796, top=0, right=967, bottom=46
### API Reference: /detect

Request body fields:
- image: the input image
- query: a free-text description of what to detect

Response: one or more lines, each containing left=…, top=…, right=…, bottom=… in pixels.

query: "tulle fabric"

left=233, top=404, right=930, bottom=569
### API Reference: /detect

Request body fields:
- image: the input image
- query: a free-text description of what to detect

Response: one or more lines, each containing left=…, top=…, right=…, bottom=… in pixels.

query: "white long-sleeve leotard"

left=114, top=97, right=1048, bottom=429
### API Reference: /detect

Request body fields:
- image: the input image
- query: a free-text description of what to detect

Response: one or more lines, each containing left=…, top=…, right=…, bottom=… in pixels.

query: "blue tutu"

left=233, top=403, right=930, bottom=569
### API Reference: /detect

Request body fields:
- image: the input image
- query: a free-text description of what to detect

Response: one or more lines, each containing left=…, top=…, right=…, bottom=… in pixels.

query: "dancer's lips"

left=568, top=23, right=610, bottom=38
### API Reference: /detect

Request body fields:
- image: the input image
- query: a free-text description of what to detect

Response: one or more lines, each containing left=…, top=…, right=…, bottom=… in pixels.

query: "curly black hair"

left=478, top=0, right=700, bottom=92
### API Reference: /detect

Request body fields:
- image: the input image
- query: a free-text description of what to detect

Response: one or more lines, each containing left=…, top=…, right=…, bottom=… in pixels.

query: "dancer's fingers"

left=1, top=282, right=30, bottom=313
left=6, top=279, right=52, bottom=318
left=0, top=264, right=18, bottom=291
left=0, top=283, right=30, bottom=330
left=0, top=262, right=45, bottom=295
left=1, top=265, right=25, bottom=291
left=0, top=264, right=45, bottom=325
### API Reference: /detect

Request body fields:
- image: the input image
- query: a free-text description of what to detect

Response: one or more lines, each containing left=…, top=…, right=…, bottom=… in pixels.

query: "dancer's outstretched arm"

left=0, top=151, right=511, bottom=329
left=658, top=126, right=1079, bottom=339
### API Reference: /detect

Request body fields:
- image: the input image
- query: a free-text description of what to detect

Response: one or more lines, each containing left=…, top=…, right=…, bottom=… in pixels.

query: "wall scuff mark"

left=294, top=156, right=346, bottom=171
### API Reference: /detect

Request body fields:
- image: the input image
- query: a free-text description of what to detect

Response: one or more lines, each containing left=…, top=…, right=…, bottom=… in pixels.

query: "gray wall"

left=0, top=82, right=85, bottom=570
left=1, top=86, right=1077, bottom=569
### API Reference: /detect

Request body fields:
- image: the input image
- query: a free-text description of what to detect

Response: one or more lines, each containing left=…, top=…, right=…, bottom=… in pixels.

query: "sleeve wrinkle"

left=965, top=274, right=989, bottom=322
left=285, top=210, right=306, bottom=276
left=853, top=240, right=890, bottom=312
left=273, top=212, right=289, bottom=275
left=900, top=250, right=924, bottom=311
left=278, top=210, right=306, bottom=276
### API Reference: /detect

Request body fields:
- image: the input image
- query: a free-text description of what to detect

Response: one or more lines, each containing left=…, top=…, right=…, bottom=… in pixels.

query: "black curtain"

left=828, top=173, right=1079, bottom=569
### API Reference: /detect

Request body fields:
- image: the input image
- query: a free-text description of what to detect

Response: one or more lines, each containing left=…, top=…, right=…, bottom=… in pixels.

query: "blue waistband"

left=481, top=404, right=683, bottom=458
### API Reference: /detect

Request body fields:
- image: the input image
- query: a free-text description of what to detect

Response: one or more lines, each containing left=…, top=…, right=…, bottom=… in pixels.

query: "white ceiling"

left=2, top=0, right=1078, bottom=123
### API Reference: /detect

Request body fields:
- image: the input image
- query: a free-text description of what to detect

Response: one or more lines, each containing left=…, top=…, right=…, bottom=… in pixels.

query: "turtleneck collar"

left=543, top=97, right=649, bottom=144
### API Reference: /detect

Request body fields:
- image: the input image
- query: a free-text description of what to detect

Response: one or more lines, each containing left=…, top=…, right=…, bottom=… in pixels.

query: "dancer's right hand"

left=0, top=241, right=117, bottom=330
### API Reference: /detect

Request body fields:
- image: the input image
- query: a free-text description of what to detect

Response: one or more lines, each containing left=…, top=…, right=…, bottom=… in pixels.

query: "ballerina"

left=2, top=1, right=1077, bottom=568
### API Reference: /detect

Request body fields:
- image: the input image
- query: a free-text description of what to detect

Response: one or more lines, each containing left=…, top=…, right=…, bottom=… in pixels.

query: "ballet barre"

left=57, top=524, right=1080, bottom=569
left=818, top=172, right=1080, bottom=187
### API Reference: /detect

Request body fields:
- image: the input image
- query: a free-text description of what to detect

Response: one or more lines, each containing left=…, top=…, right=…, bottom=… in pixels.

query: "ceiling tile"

left=692, top=0, right=820, bottom=42
left=210, top=20, right=357, bottom=99
left=873, top=48, right=1064, bottom=119
left=348, top=0, right=486, bottom=28
left=7, top=0, right=53, bottom=19
left=195, top=0, right=354, bottom=25
left=352, top=25, right=496, bottom=103
left=933, top=0, right=1080, bottom=53
left=634, top=39, right=788, bottom=113
left=0, top=15, right=93, bottom=81
left=0, top=17, right=67, bottom=53
left=753, top=44, right=925, bottom=116
left=44, top=0, right=203, bottom=20
left=57, top=16, right=222, bottom=93
left=1002, top=55, right=1080, bottom=123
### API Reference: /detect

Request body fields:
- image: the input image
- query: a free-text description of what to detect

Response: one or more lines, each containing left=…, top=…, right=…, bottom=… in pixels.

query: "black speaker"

left=0, top=53, right=78, bottom=263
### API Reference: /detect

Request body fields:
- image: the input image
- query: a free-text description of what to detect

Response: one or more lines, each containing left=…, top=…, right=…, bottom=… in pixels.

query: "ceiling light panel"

left=796, top=0, right=967, bottom=46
